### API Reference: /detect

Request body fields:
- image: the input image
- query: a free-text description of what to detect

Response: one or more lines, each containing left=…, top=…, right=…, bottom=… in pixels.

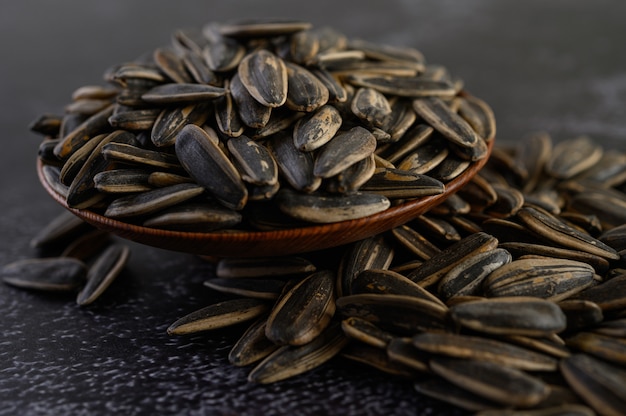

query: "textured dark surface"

left=1, top=1, right=626, bottom=415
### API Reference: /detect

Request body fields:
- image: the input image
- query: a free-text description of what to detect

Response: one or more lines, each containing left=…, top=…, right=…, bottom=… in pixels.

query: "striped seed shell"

left=336, top=293, right=449, bottom=334
left=438, top=248, right=512, bottom=300
left=2, top=257, right=87, bottom=292
left=101, top=142, right=182, bottom=170
left=228, top=317, right=279, bottom=367
left=413, top=97, right=481, bottom=149
left=449, top=297, right=567, bottom=336
left=141, top=83, right=225, bottom=104
left=151, top=102, right=211, bottom=147
left=175, top=124, right=248, bottom=210
left=429, top=358, right=550, bottom=408
left=248, top=322, right=347, bottom=384
left=76, top=244, right=130, bottom=306
left=292, top=104, right=342, bottom=152
left=313, top=126, right=376, bottom=178
left=340, top=316, right=395, bottom=349
left=229, top=72, right=272, bottom=128
left=104, top=183, right=204, bottom=219
left=350, top=87, right=392, bottom=128
left=347, top=74, right=456, bottom=98
left=483, top=258, right=595, bottom=301
left=29, top=211, right=92, bottom=249
left=142, top=201, right=242, bottom=231
left=153, top=48, right=193, bottom=83
left=93, top=169, right=152, bottom=194
left=276, top=189, right=390, bottom=223
left=565, top=332, right=626, bottom=366
left=268, top=131, right=321, bottom=192
left=284, top=62, right=329, bottom=112
left=53, top=104, right=115, bottom=159
left=413, top=332, right=558, bottom=371
left=265, top=270, right=335, bottom=345
left=227, top=135, right=278, bottom=186
left=546, top=136, right=603, bottom=180
left=560, top=354, right=626, bottom=416
left=390, top=224, right=442, bottom=261
left=167, top=298, right=268, bottom=335
left=238, top=49, right=288, bottom=107
left=204, top=278, right=285, bottom=300
left=359, top=168, right=445, bottom=199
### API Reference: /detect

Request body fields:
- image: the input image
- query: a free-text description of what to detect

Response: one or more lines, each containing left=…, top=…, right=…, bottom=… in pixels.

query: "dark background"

left=1, top=1, right=625, bottom=415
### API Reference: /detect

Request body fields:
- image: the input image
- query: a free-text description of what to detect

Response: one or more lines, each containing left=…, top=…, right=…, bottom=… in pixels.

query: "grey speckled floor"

left=1, top=1, right=625, bottom=415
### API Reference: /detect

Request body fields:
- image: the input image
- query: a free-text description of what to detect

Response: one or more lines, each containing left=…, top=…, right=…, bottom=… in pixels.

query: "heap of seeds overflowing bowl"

left=4, top=19, right=626, bottom=415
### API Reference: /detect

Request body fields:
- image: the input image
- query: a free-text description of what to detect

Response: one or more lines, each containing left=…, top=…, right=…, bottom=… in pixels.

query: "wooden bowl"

left=37, top=139, right=492, bottom=257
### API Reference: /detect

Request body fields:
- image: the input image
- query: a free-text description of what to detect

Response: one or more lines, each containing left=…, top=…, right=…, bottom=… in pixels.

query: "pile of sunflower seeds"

left=32, top=19, right=493, bottom=230
left=162, top=132, right=626, bottom=415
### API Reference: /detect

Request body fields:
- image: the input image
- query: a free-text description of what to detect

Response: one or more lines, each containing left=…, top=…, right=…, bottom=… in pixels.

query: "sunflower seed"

left=341, top=317, right=395, bottom=349
left=499, top=243, right=610, bottom=275
left=565, top=332, right=626, bottom=366
left=483, top=258, right=595, bottom=301
left=276, top=189, right=390, bottom=223
left=167, top=298, right=268, bottom=335
left=267, top=131, right=321, bottom=192
left=151, top=102, right=211, bottom=147
left=438, top=248, right=512, bottom=300
left=313, top=127, right=376, bottom=178
left=230, top=72, right=272, bottom=128
left=359, top=168, right=445, bottom=199
left=142, top=201, right=242, bottom=231
left=237, top=49, right=287, bottom=108
left=284, top=62, right=329, bottom=112
left=336, top=293, right=449, bottom=334
left=59, top=230, right=112, bottom=260
left=203, top=277, right=285, bottom=300
left=107, top=108, right=160, bottom=131
left=546, top=136, right=603, bottom=180
left=226, top=135, right=278, bottom=186
left=248, top=322, right=347, bottom=384
left=215, top=256, right=316, bottom=279
left=343, top=342, right=418, bottom=378
left=560, top=354, right=626, bottom=416
left=141, top=83, right=224, bottom=104
left=76, top=244, right=130, bottom=306
left=202, top=35, right=245, bottom=72
left=449, top=297, right=567, bottom=337
left=59, top=133, right=108, bottom=185
left=153, top=48, right=193, bottom=83
left=213, top=79, right=245, bottom=137
left=413, top=332, right=558, bottom=371
left=458, top=95, right=496, bottom=142
left=347, top=74, right=456, bottom=98
left=326, top=153, right=376, bottom=194
left=292, top=104, right=342, bottom=151
left=29, top=211, right=92, bottom=249
left=265, top=270, right=335, bottom=346
left=514, top=132, right=552, bottom=193
left=101, top=142, right=182, bottom=170
left=93, top=169, right=152, bottom=194
left=53, top=104, right=115, bottom=159
left=175, top=124, right=248, bottom=210
left=219, top=19, right=312, bottom=38
left=104, top=183, right=204, bottom=219
left=391, top=224, right=442, bottom=261
left=228, top=317, right=279, bottom=367
left=2, top=257, right=87, bottom=292
left=429, top=358, right=550, bottom=407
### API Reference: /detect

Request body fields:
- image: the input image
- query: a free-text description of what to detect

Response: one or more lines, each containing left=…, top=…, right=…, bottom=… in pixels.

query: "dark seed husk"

left=388, top=124, right=438, bottom=165
left=483, top=258, right=595, bottom=301
left=29, top=211, right=92, bottom=249
left=412, top=97, right=481, bottom=149
left=276, top=189, right=390, bottom=223
left=53, top=104, right=115, bottom=160
left=175, top=124, right=248, bottom=210
left=359, top=168, right=445, bottom=199
left=414, top=377, right=501, bottom=412
left=514, top=132, right=552, bottom=193
left=314, top=127, right=376, bottom=178
left=265, top=270, right=335, bottom=346
left=214, top=79, right=246, bottom=137
left=107, top=108, right=160, bottom=131
left=429, top=357, right=550, bottom=407
left=560, top=354, right=626, bottom=416
left=336, top=293, right=449, bottom=334
left=2, top=257, right=87, bottom=292
left=341, top=316, right=395, bottom=349
left=60, top=133, right=108, bottom=186
left=203, top=278, right=285, bottom=300
left=102, top=143, right=182, bottom=171
left=438, top=248, right=512, bottom=300
left=311, top=69, right=347, bottom=102
left=41, top=165, right=69, bottom=198
left=76, top=244, right=130, bottom=306
left=565, top=332, right=626, bottom=366
left=227, top=135, right=278, bottom=186
left=153, top=48, right=193, bottom=83
left=284, top=62, right=329, bottom=112
left=268, top=131, right=321, bottom=193
left=203, top=35, right=246, bottom=72
left=391, top=224, right=441, bottom=261
left=350, top=269, right=446, bottom=307
left=67, top=130, right=138, bottom=209
left=326, top=153, right=376, bottom=194
left=228, top=317, right=279, bottom=367
left=248, top=322, right=347, bottom=384
left=93, top=169, right=153, bottom=194
left=141, top=83, right=225, bottom=104
left=449, top=297, right=567, bottom=336
left=151, top=102, right=211, bottom=147
left=546, top=136, right=603, bottom=180
left=167, top=298, right=268, bottom=335
left=557, top=300, right=604, bottom=332
left=104, top=183, right=204, bottom=219
left=293, top=104, right=342, bottom=152
left=218, top=19, right=312, bottom=38
left=413, top=332, right=558, bottom=371
left=342, top=342, right=418, bottom=378
left=30, top=114, right=63, bottom=136
left=405, top=232, right=499, bottom=287
left=336, top=234, right=394, bottom=297
left=347, top=74, right=456, bottom=98
left=516, top=207, right=620, bottom=260
left=386, top=337, right=431, bottom=373
left=428, top=151, right=471, bottom=181
left=142, top=201, right=242, bottom=231
left=60, top=230, right=112, bottom=260
left=351, top=88, right=392, bottom=128
left=216, top=256, right=316, bottom=278
left=238, top=49, right=288, bottom=107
